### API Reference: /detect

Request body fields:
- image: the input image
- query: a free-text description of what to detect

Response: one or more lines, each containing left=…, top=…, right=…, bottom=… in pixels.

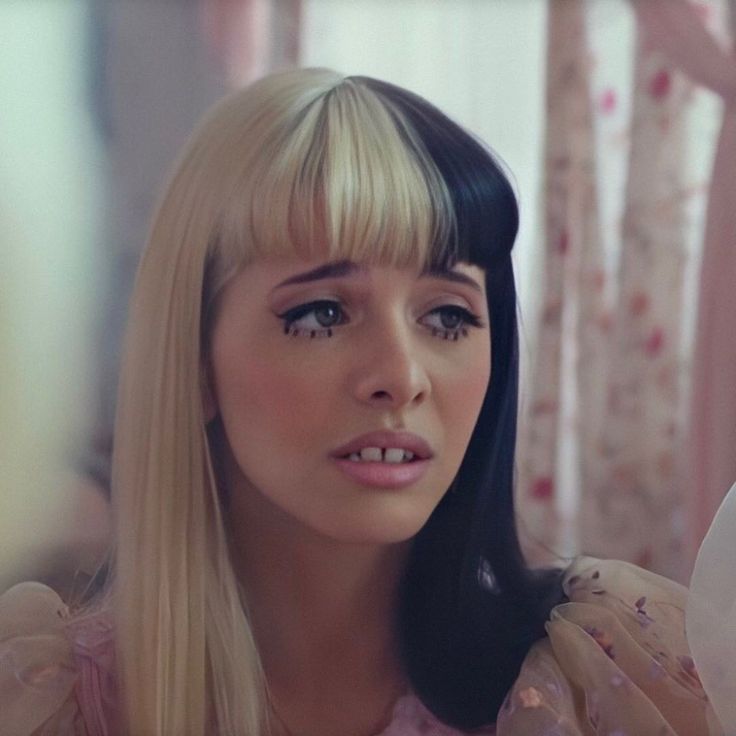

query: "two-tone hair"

left=109, top=68, right=563, bottom=735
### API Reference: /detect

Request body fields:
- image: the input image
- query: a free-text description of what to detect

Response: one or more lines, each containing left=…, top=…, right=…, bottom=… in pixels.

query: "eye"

left=421, top=305, right=484, bottom=341
left=278, top=300, right=347, bottom=338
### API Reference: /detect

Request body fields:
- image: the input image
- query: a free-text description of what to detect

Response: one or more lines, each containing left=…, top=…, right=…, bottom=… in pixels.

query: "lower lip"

left=332, top=458, right=431, bottom=489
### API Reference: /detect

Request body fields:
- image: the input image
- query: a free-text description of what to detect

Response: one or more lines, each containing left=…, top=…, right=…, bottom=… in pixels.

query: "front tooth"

left=359, top=447, right=383, bottom=462
left=384, top=448, right=405, bottom=464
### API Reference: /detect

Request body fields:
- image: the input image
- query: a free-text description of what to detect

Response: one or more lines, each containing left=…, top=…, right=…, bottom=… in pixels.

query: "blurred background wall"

left=1, top=0, right=732, bottom=594
left=0, top=1, right=104, bottom=593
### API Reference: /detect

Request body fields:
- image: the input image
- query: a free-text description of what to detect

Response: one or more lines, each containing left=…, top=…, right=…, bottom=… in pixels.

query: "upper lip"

left=331, top=431, right=434, bottom=460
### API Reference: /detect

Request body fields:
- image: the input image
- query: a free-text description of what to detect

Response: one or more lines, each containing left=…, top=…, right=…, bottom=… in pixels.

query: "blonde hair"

left=111, top=68, right=457, bottom=735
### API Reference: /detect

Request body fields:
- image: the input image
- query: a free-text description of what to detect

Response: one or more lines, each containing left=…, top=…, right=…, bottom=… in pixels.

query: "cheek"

left=215, top=348, right=338, bottom=456
left=442, top=345, right=491, bottom=443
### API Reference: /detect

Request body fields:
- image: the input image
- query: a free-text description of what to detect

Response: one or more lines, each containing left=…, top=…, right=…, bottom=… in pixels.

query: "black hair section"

left=354, top=77, right=567, bottom=729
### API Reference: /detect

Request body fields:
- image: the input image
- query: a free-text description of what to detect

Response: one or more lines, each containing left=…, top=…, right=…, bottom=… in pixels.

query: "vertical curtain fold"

left=519, top=0, right=732, bottom=578
left=579, top=14, right=692, bottom=579
left=518, top=0, right=601, bottom=564
left=630, top=0, right=736, bottom=570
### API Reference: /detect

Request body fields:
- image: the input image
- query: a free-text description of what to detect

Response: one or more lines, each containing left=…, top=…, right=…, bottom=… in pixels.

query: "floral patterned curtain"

left=631, top=0, right=736, bottom=570
left=517, top=0, right=731, bottom=581
left=516, top=0, right=603, bottom=566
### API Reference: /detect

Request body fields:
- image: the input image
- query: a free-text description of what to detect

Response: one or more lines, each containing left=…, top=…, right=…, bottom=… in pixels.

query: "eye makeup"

left=277, top=300, right=484, bottom=341
left=279, top=300, right=346, bottom=338
left=423, top=305, right=484, bottom=341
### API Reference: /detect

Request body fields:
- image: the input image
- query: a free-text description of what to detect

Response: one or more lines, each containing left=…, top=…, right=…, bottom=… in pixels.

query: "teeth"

left=384, top=448, right=405, bottom=464
left=345, top=447, right=416, bottom=463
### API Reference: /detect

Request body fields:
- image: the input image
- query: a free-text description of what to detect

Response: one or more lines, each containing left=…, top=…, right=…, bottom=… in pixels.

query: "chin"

left=318, top=505, right=435, bottom=546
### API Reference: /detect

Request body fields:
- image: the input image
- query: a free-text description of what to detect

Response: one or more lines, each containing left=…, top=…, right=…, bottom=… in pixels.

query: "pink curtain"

left=577, top=2, right=695, bottom=580
left=517, top=0, right=603, bottom=566
left=631, top=0, right=736, bottom=570
left=518, top=0, right=732, bottom=580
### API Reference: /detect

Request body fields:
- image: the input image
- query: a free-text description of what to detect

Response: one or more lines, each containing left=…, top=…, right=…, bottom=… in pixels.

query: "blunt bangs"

left=212, top=72, right=457, bottom=280
left=356, top=77, right=519, bottom=272
left=207, top=70, right=517, bottom=301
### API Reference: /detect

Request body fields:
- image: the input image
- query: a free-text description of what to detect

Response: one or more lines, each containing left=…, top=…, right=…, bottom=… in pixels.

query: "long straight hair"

left=109, top=68, right=563, bottom=735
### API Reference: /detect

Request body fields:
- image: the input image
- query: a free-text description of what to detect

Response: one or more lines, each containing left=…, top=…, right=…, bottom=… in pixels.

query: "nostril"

left=370, top=390, right=392, bottom=400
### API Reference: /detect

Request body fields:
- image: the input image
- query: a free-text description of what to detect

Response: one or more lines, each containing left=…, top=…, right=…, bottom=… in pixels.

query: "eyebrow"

left=274, top=259, right=484, bottom=293
left=274, top=260, right=362, bottom=288
left=422, top=265, right=484, bottom=292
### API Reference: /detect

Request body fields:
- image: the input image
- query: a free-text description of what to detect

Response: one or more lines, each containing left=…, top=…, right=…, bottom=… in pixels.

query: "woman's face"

left=207, top=255, right=491, bottom=545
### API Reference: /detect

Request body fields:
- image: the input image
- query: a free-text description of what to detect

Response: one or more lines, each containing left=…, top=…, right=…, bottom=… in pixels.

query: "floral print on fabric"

left=496, top=557, right=722, bottom=735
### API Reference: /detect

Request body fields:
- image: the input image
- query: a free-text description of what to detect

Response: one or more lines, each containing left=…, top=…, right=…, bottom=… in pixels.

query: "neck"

left=228, top=481, right=412, bottom=735
left=237, top=527, right=409, bottom=666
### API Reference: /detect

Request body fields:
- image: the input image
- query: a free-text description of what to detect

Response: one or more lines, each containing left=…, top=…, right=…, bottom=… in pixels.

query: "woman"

left=0, top=69, right=722, bottom=735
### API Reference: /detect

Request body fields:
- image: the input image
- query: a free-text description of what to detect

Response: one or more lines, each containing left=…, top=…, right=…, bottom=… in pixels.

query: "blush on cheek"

left=448, top=357, right=491, bottom=436
left=234, top=357, right=333, bottom=450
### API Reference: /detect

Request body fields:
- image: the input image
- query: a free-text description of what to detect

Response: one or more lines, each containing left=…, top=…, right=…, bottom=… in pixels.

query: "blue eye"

left=278, top=300, right=347, bottom=338
left=421, top=306, right=483, bottom=341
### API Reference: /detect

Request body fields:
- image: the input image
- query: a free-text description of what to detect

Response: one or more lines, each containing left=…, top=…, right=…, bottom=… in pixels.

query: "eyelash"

left=277, top=300, right=484, bottom=341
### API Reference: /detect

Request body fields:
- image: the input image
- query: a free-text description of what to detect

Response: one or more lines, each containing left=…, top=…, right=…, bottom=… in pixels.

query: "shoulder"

left=0, top=581, right=115, bottom=736
left=495, top=557, right=722, bottom=735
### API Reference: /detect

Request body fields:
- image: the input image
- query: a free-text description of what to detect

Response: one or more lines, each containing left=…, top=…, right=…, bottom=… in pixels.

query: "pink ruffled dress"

left=0, top=557, right=724, bottom=735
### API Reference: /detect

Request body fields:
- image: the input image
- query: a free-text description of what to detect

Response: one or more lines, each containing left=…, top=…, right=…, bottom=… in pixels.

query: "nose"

left=351, top=316, right=431, bottom=409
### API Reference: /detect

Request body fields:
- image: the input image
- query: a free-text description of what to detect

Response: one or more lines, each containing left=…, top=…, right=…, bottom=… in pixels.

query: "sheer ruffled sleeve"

left=0, top=582, right=89, bottom=735
left=496, top=557, right=723, bottom=735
